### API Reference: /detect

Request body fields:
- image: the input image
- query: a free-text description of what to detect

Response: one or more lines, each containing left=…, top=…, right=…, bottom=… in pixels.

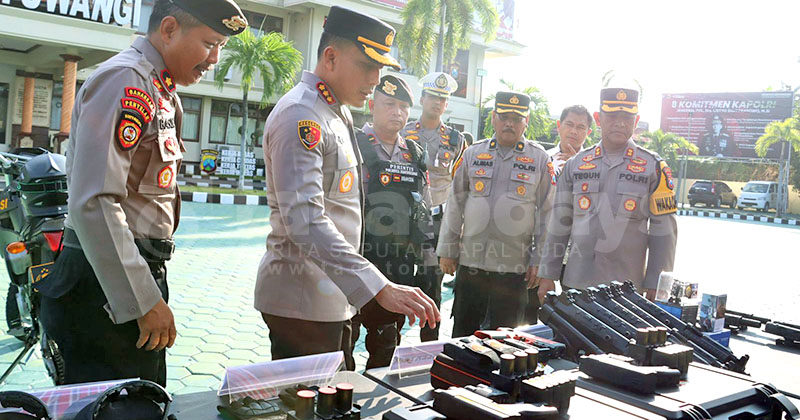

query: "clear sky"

left=484, top=0, right=800, bottom=129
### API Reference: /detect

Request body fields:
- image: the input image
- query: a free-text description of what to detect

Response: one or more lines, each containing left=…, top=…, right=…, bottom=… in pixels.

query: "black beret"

left=495, top=91, right=530, bottom=116
left=376, top=75, right=413, bottom=106
left=169, top=0, right=248, bottom=37
left=324, top=6, right=401, bottom=70
left=600, top=88, right=639, bottom=114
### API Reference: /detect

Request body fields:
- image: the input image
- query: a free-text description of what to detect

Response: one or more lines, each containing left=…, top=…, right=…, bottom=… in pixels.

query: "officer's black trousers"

left=262, top=314, right=355, bottom=371
left=352, top=249, right=415, bottom=369
left=40, top=247, right=168, bottom=386
left=413, top=212, right=444, bottom=341
left=451, top=266, right=528, bottom=338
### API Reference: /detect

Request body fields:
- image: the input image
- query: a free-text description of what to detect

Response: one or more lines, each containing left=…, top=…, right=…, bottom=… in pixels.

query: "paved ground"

left=0, top=203, right=796, bottom=394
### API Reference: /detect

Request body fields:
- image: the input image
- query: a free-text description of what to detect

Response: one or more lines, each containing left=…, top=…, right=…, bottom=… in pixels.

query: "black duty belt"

left=64, top=228, right=175, bottom=263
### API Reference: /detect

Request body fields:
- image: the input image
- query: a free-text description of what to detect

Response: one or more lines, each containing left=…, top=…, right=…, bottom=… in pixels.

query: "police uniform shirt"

left=65, top=36, right=184, bottom=324
left=401, top=120, right=465, bottom=207
left=437, top=137, right=552, bottom=274
left=255, top=71, right=389, bottom=322
left=538, top=138, right=678, bottom=290
left=360, top=123, right=436, bottom=266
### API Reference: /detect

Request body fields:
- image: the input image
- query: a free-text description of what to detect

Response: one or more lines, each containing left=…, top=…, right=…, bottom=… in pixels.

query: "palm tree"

left=480, top=79, right=554, bottom=142
left=754, top=118, right=800, bottom=158
left=397, top=0, right=498, bottom=77
left=215, top=30, right=303, bottom=190
left=639, top=129, right=698, bottom=166
left=755, top=118, right=800, bottom=215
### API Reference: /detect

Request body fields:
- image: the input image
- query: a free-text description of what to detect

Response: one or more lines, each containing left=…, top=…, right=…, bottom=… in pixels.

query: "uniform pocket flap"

left=469, top=166, right=493, bottom=178
left=616, top=181, right=649, bottom=196
left=510, top=170, right=535, bottom=184
left=572, top=181, right=600, bottom=194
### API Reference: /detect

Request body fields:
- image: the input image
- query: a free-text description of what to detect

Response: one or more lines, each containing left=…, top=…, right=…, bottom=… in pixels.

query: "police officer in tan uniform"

left=536, top=87, right=678, bottom=303
left=40, top=0, right=248, bottom=385
left=256, top=7, right=439, bottom=370
left=438, top=92, right=552, bottom=337
left=400, top=72, right=465, bottom=341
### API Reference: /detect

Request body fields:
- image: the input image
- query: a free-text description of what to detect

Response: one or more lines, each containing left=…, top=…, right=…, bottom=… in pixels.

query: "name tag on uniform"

left=157, top=96, right=182, bottom=162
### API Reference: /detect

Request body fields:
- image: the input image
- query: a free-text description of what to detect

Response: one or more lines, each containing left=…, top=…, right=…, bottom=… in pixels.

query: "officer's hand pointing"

left=136, top=298, right=177, bottom=351
left=375, top=283, right=440, bottom=329
left=439, top=257, right=458, bottom=275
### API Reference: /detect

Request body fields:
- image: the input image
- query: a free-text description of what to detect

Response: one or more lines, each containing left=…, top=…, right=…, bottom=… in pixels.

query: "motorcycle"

left=0, top=147, right=68, bottom=385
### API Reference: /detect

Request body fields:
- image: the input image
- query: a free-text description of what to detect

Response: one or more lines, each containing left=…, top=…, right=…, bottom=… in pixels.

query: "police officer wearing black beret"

left=41, top=0, right=246, bottom=386
left=351, top=75, right=435, bottom=368
left=256, top=7, right=439, bottom=369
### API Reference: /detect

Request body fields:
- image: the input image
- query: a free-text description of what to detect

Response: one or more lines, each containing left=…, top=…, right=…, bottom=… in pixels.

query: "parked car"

left=688, top=180, right=737, bottom=208
left=737, top=181, right=778, bottom=211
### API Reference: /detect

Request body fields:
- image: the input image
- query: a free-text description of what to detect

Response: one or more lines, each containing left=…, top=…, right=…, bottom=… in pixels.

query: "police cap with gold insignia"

left=600, top=87, right=639, bottom=114
left=495, top=91, right=530, bottom=117
left=323, top=6, right=401, bottom=69
left=376, top=75, right=413, bottom=106
left=419, top=72, right=457, bottom=98
left=168, top=0, right=248, bottom=36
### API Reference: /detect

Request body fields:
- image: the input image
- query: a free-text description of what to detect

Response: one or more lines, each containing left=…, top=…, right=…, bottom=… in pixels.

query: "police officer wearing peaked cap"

left=439, top=92, right=553, bottom=337
left=256, top=7, right=439, bottom=370
left=536, top=87, right=678, bottom=303
left=401, top=71, right=466, bottom=342
left=351, top=75, right=436, bottom=368
left=40, top=0, right=247, bottom=386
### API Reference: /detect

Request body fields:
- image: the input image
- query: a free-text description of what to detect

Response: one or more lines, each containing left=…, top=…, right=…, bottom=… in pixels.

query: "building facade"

left=0, top=0, right=523, bottom=172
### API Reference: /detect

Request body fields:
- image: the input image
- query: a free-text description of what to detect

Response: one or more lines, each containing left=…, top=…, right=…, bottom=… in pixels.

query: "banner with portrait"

left=660, top=92, right=794, bottom=159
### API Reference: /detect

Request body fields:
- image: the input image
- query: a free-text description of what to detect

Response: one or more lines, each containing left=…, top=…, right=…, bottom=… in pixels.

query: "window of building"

left=50, top=82, right=62, bottom=131
left=447, top=50, right=469, bottom=98
left=181, top=96, right=202, bottom=142
left=0, top=83, right=8, bottom=144
left=243, top=11, right=283, bottom=36
left=135, top=0, right=156, bottom=34
left=209, top=99, right=271, bottom=146
left=390, top=46, right=410, bottom=75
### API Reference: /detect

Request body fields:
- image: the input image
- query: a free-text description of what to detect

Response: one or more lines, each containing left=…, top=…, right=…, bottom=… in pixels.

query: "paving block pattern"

left=0, top=202, right=456, bottom=395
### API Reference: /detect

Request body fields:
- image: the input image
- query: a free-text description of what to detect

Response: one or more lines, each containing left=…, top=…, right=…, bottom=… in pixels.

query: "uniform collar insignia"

left=397, top=137, right=408, bottom=149
left=488, top=139, right=497, bottom=150
left=160, top=69, right=175, bottom=92
left=367, top=134, right=378, bottom=145
left=316, top=82, right=336, bottom=105
left=514, top=141, right=525, bottom=153
left=594, top=146, right=602, bottom=158
left=415, top=121, right=421, bottom=130
left=625, top=147, right=634, bottom=158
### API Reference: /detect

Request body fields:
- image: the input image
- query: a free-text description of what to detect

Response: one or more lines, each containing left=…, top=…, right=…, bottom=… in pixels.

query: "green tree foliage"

left=639, top=129, right=698, bottom=168
left=215, top=30, right=303, bottom=189
left=754, top=118, right=800, bottom=158
left=480, top=80, right=555, bottom=142
left=397, top=0, right=498, bottom=77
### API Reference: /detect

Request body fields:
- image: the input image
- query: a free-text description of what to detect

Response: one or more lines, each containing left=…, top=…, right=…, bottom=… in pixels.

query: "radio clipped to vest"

left=357, top=132, right=433, bottom=262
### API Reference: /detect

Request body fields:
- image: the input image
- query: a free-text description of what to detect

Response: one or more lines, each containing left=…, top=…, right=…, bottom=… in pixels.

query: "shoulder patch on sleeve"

left=649, top=160, right=677, bottom=215
left=120, top=97, right=153, bottom=123
left=124, top=87, right=155, bottom=115
left=117, top=111, right=143, bottom=150
left=547, top=161, right=557, bottom=185
left=298, top=120, right=322, bottom=150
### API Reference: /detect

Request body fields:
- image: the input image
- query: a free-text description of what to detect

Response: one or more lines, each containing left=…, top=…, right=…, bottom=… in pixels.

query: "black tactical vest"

left=357, top=131, right=432, bottom=261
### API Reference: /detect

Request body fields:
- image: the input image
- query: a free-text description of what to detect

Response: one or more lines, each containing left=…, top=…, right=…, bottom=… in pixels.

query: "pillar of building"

left=55, top=54, right=82, bottom=153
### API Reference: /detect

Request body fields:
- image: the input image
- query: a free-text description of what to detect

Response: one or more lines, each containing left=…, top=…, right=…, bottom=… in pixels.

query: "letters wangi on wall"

left=1, top=0, right=143, bottom=27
